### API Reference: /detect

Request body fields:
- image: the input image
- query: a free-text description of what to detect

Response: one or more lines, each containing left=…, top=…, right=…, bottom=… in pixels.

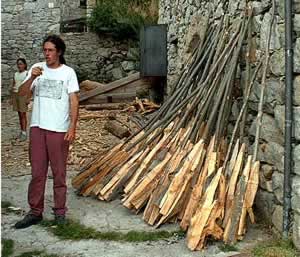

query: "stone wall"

left=1, top=0, right=139, bottom=97
left=60, top=0, right=86, bottom=21
left=62, top=32, right=139, bottom=83
left=1, top=0, right=61, bottom=97
left=159, top=0, right=300, bottom=249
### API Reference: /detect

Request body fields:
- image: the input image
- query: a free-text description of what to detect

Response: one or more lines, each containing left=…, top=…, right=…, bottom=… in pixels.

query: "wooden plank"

left=81, top=92, right=137, bottom=105
left=85, top=103, right=128, bottom=110
left=79, top=72, right=140, bottom=102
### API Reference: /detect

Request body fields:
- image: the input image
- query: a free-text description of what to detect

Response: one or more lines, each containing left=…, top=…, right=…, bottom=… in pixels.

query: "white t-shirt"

left=13, top=71, right=28, bottom=93
left=25, top=62, right=79, bottom=132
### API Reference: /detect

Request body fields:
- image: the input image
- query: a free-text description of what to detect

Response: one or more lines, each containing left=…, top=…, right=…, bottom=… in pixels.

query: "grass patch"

left=219, top=243, right=239, bottom=252
left=2, top=239, right=14, bottom=257
left=252, top=239, right=299, bottom=257
left=40, top=219, right=183, bottom=242
left=15, top=250, right=59, bottom=257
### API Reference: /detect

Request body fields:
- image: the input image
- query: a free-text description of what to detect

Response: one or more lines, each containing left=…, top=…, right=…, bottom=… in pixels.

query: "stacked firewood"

left=130, top=98, right=160, bottom=114
left=72, top=11, right=263, bottom=250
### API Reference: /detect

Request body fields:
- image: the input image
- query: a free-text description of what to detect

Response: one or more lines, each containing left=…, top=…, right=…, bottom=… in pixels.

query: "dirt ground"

left=1, top=100, right=273, bottom=257
left=1, top=100, right=131, bottom=176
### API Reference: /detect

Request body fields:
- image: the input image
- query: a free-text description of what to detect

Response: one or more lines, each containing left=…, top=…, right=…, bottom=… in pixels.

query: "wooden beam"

left=79, top=73, right=140, bottom=102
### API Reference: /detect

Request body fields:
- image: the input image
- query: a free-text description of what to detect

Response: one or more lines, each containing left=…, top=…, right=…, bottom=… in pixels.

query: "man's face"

left=43, top=42, right=60, bottom=66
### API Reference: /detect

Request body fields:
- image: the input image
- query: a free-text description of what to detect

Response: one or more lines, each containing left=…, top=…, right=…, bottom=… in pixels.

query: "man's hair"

left=43, top=34, right=66, bottom=64
left=16, top=58, right=27, bottom=70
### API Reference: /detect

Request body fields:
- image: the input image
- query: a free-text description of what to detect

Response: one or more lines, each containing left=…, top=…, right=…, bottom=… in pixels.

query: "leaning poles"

left=72, top=7, right=266, bottom=250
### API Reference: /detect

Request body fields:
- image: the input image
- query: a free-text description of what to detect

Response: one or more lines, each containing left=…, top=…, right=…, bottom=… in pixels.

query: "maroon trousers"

left=28, top=127, right=69, bottom=216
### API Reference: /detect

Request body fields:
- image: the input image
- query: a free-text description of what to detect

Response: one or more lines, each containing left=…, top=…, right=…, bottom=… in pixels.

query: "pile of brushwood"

left=72, top=3, right=274, bottom=250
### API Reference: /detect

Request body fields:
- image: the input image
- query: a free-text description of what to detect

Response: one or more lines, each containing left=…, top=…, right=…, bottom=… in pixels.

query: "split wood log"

left=180, top=136, right=215, bottom=230
left=156, top=140, right=205, bottom=226
left=104, top=120, right=131, bottom=139
left=187, top=167, right=223, bottom=250
left=223, top=143, right=246, bottom=227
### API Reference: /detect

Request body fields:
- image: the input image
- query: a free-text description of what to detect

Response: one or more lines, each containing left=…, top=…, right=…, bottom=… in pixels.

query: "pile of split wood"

left=72, top=6, right=273, bottom=250
left=124, top=98, right=160, bottom=114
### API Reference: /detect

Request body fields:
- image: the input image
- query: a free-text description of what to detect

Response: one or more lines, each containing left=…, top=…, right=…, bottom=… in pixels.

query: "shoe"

left=14, top=213, right=43, bottom=229
left=54, top=214, right=66, bottom=225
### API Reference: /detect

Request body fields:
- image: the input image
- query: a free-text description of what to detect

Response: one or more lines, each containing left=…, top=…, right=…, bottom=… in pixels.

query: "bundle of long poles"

left=72, top=9, right=262, bottom=250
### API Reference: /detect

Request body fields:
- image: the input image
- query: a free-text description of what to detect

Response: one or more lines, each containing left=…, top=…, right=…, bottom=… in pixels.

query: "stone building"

left=158, top=0, right=300, bottom=249
left=1, top=0, right=139, bottom=97
left=2, top=0, right=300, bottom=250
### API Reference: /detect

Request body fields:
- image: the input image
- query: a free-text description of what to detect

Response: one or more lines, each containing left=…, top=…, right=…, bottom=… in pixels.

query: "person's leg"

left=20, top=112, right=27, bottom=131
left=18, top=96, right=28, bottom=140
left=46, top=130, right=69, bottom=216
left=15, top=127, right=48, bottom=229
left=28, top=127, right=49, bottom=216
left=17, top=112, right=22, bottom=131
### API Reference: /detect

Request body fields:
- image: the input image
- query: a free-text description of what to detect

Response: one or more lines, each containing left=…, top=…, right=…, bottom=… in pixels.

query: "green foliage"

left=88, top=0, right=158, bottom=39
left=2, top=239, right=14, bottom=257
left=219, top=243, right=239, bottom=252
left=252, top=239, right=299, bottom=257
left=40, top=219, right=181, bottom=242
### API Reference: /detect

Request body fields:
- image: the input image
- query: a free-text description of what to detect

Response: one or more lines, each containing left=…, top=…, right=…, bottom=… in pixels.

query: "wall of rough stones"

left=62, top=32, right=139, bottom=83
left=60, top=0, right=85, bottom=21
left=159, top=0, right=300, bottom=249
left=1, top=0, right=61, bottom=97
left=1, top=0, right=139, bottom=97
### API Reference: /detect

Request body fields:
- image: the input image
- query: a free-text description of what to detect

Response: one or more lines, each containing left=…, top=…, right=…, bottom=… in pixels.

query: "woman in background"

left=11, top=58, right=29, bottom=141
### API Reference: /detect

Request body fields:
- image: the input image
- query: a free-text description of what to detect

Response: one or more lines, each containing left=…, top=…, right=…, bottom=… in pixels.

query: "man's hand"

left=31, top=67, right=43, bottom=79
left=19, top=67, right=43, bottom=96
left=64, top=126, right=76, bottom=142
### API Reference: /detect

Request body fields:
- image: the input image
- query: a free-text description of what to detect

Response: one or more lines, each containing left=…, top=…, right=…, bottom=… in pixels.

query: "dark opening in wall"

left=60, top=18, right=87, bottom=33
left=80, top=0, right=87, bottom=7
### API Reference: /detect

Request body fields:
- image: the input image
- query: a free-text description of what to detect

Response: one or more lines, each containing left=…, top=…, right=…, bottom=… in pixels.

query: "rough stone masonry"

left=158, top=0, right=300, bottom=249
left=1, top=0, right=139, bottom=98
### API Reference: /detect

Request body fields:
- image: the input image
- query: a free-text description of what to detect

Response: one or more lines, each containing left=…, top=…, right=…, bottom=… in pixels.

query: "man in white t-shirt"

left=15, top=35, right=79, bottom=229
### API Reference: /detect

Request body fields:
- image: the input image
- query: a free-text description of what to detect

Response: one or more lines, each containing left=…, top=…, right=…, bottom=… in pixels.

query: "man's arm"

left=64, top=92, right=79, bottom=142
left=18, top=77, right=35, bottom=96
left=18, top=67, right=42, bottom=96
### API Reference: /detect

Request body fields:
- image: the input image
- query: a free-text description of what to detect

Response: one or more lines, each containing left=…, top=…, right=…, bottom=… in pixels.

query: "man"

left=15, top=35, right=79, bottom=229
